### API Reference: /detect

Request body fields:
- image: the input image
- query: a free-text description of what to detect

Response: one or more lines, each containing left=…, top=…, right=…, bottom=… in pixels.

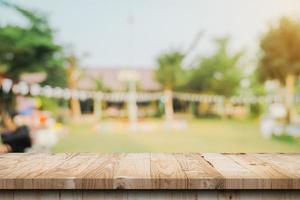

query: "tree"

left=155, top=51, right=186, bottom=90
left=185, top=38, right=242, bottom=97
left=66, top=55, right=81, bottom=119
left=155, top=51, right=185, bottom=122
left=156, top=51, right=184, bottom=122
left=258, top=17, right=300, bottom=122
left=0, top=1, right=65, bottom=113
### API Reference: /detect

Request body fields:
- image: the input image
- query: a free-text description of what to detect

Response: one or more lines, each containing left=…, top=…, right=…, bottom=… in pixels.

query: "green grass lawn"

left=52, top=118, right=300, bottom=153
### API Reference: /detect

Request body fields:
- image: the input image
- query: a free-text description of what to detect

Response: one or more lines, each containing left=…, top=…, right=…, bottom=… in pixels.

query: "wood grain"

left=0, top=153, right=299, bottom=189
left=113, top=153, right=150, bottom=189
left=174, top=153, right=223, bottom=189
left=253, top=153, right=300, bottom=189
left=225, top=153, right=292, bottom=189
left=81, top=153, right=120, bottom=189
left=202, top=153, right=258, bottom=189
left=1, top=190, right=300, bottom=200
left=150, top=153, right=187, bottom=189
left=0, top=153, right=77, bottom=189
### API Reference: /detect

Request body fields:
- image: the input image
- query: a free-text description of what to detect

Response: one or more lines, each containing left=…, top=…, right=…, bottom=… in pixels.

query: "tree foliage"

left=258, top=17, right=300, bottom=84
left=155, top=51, right=185, bottom=90
left=0, top=1, right=66, bottom=87
left=0, top=1, right=66, bottom=114
left=185, top=38, right=242, bottom=96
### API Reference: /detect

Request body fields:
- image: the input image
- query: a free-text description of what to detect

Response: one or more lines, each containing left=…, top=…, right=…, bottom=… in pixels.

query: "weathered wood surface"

left=1, top=190, right=300, bottom=200
left=0, top=153, right=299, bottom=189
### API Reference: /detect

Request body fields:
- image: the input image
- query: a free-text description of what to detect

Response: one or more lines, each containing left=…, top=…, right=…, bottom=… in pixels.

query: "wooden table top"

left=0, top=153, right=299, bottom=190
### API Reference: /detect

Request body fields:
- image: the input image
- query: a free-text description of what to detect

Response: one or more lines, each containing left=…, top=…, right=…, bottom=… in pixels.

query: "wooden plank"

left=174, top=153, right=223, bottom=189
left=272, top=153, right=300, bottom=178
left=113, top=153, right=151, bottom=189
left=239, top=190, right=300, bottom=200
left=0, top=191, right=13, bottom=200
left=81, top=154, right=120, bottom=189
left=0, top=153, right=33, bottom=189
left=82, top=191, right=127, bottom=200
left=60, top=191, right=82, bottom=200
left=0, top=153, right=298, bottom=189
left=0, top=190, right=300, bottom=200
left=127, top=191, right=152, bottom=200
left=0, top=153, right=77, bottom=189
left=196, top=191, right=218, bottom=200
left=13, top=191, right=60, bottom=200
left=226, top=153, right=292, bottom=189
left=253, top=153, right=300, bottom=189
left=150, top=153, right=187, bottom=189
left=168, top=191, right=198, bottom=200
left=201, top=153, right=258, bottom=189
left=287, top=190, right=300, bottom=200
left=217, top=191, right=239, bottom=200
left=35, top=153, right=100, bottom=189
left=239, top=191, right=262, bottom=200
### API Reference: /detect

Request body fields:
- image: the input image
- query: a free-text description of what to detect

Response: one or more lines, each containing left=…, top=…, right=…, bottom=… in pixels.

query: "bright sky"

left=1, top=0, right=300, bottom=68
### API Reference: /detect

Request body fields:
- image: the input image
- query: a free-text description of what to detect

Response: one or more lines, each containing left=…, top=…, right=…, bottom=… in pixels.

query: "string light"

left=30, top=84, right=42, bottom=96
left=53, top=87, right=64, bottom=98
left=18, top=82, right=29, bottom=95
left=1, top=78, right=13, bottom=93
left=42, top=85, right=54, bottom=97
left=62, top=88, right=71, bottom=100
left=0, top=78, right=283, bottom=104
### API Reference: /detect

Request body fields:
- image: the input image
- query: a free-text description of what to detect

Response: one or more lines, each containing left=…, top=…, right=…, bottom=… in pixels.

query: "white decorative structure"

left=118, top=70, right=139, bottom=130
left=164, top=89, right=173, bottom=127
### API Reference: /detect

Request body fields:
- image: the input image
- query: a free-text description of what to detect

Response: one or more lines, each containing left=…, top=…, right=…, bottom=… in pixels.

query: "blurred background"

left=1, top=0, right=300, bottom=153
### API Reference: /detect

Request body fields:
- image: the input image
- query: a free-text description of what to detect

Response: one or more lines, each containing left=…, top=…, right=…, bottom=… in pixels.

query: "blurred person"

left=0, top=112, right=32, bottom=153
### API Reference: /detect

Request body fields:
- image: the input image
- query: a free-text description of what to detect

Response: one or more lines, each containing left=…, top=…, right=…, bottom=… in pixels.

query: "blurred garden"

left=1, top=1, right=300, bottom=153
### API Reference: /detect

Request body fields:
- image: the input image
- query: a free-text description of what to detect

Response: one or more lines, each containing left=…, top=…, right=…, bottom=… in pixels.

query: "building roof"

left=77, top=68, right=162, bottom=91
